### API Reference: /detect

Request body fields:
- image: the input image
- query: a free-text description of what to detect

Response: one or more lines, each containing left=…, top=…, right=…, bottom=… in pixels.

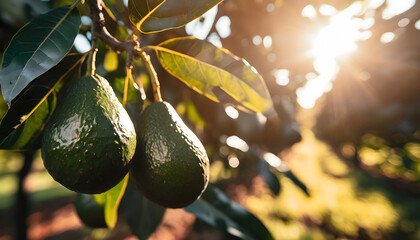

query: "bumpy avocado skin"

left=41, top=75, right=136, bottom=194
left=74, top=193, right=107, bottom=228
left=130, top=101, right=209, bottom=208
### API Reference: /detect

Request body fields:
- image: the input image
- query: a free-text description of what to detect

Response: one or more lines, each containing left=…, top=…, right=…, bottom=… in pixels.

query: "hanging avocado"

left=74, top=193, right=107, bottom=228
left=42, top=75, right=136, bottom=194
left=130, top=101, right=209, bottom=208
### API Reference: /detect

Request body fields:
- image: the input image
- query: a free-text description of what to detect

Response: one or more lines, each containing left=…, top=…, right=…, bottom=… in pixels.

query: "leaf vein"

left=8, top=6, right=76, bottom=102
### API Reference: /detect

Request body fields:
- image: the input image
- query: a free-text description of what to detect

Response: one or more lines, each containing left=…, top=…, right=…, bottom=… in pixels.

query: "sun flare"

left=312, top=16, right=359, bottom=62
left=297, top=3, right=364, bottom=109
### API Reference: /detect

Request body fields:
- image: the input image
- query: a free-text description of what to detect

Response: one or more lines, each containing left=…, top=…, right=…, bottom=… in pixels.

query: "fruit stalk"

left=139, top=50, right=162, bottom=102
left=122, top=67, right=131, bottom=108
left=87, top=0, right=102, bottom=76
left=86, top=45, right=98, bottom=76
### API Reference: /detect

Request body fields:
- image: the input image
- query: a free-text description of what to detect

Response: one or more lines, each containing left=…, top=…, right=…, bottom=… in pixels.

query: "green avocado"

left=41, top=75, right=136, bottom=194
left=74, top=193, right=107, bottom=228
left=130, top=101, right=209, bottom=208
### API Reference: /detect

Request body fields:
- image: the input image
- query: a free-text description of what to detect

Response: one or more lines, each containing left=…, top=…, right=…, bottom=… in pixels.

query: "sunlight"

left=382, top=0, right=415, bottom=19
left=380, top=32, right=395, bottom=44
left=296, top=0, right=417, bottom=109
left=226, top=135, right=250, bottom=152
left=262, top=152, right=282, bottom=168
left=312, top=16, right=359, bottom=62
left=297, top=2, right=363, bottom=109
left=302, top=5, right=317, bottom=20
left=185, top=6, right=218, bottom=40
left=273, top=69, right=290, bottom=86
left=215, top=16, right=231, bottom=39
left=228, top=154, right=240, bottom=168
left=225, top=105, right=239, bottom=119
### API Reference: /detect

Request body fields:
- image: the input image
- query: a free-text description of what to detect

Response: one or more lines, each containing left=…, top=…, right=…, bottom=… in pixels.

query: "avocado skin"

left=130, top=101, right=209, bottom=208
left=42, top=75, right=136, bottom=194
left=74, top=193, right=107, bottom=228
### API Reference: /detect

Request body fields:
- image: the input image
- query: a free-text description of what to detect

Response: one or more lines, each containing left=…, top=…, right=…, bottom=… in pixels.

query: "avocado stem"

left=122, top=67, right=131, bottom=108
left=87, top=0, right=102, bottom=76
left=86, top=46, right=98, bottom=76
left=139, top=50, right=162, bottom=102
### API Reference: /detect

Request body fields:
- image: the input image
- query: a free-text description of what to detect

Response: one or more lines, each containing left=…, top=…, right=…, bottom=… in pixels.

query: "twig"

left=89, top=0, right=154, bottom=100
left=89, top=0, right=139, bottom=69
left=122, top=67, right=131, bottom=108
left=139, top=50, right=162, bottom=102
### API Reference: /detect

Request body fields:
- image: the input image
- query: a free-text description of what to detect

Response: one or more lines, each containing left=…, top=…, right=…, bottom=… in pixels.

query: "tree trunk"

left=14, top=150, right=35, bottom=240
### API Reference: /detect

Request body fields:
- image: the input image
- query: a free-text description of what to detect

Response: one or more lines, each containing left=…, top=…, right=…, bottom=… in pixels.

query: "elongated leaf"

left=259, top=160, right=281, bottom=195
left=0, top=53, right=85, bottom=150
left=103, top=0, right=121, bottom=22
left=122, top=180, right=166, bottom=239
left=153, top=37, right=275, bottom=116
left=185, top=185, right=273, bottom=240
left=283, top=170, right=310, bottom=197
left=0, top=5, right=81, bottom=105
left=0, top=88, right=56, bottom=150
left=94, top=174, right=129, bottom=229
left=128, top=0, right=222, bottom=33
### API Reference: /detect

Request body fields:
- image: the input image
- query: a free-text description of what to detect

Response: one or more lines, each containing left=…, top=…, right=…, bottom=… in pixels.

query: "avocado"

left=41, top=75, right=136, bottom=194
left=130, top=101, right=209, bottom=208
left=74, top=193, right=107, bottom=228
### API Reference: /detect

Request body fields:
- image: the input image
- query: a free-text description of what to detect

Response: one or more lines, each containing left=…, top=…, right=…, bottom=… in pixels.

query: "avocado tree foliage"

left=0, top=0, right=284, bottom=239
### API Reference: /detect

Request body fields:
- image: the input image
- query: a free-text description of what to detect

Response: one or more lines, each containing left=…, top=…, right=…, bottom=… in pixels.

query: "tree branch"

left=89, top=0, right=139, bottom=68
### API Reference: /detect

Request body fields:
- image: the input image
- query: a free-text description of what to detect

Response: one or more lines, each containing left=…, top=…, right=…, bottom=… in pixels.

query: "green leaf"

left=0, top=5, right=81, bottom=106
left=128, top=0, right=222, bottom=33
left=283, top=170, right=310, bottom=197
left=103, top=0, right=121, bottom=21
left=122, top=180, right=166, bottom=239
left=93, top=174, right=129, bottom=229
left=0, top=53, right=85, bottom=150
left=153, top=37, right=275, bottom=116
left=0, top=86, right=57, bottom=150
left=259, top=159, right=281, bottom=195
left=0, top=87, right=55, bottom=150
left=185, top=185, right=273, bottom=240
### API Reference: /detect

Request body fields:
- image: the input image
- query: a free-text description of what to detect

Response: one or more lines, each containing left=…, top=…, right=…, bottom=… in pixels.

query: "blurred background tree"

left=0, top=0, right=419, bottom=239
